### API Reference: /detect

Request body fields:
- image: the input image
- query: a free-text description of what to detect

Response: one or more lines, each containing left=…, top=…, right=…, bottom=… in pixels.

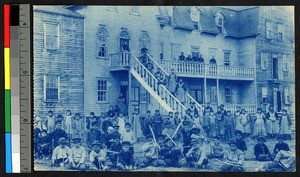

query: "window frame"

left=96, top=26, right=109, bottom=59
left=171, top=43, right=181, bottom=61
left=191, top=45, right=200, bottom=59
left=265, top=20, right=272, bottom=39
left=224, top=87, right=232, bottom=104
left=97, top=79, right=109, bottom=103
left=223, top=50, right=230, bottom=66
left=44, top=22, right=59, bottom=50
left=282, top=53, right=288, bottom=72
left=284, top=87, right=291, bottom=105
left=277, top=23, right=284, bottom=40
left=43, top=75, right=60, bottom=102
left=260, top=52, right=268, bottom=70
left=261, top=86, right=268, bottom=104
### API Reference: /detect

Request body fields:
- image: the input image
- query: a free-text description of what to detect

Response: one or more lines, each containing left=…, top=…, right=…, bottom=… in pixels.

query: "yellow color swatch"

left=4, top=47, right=10, bottom=90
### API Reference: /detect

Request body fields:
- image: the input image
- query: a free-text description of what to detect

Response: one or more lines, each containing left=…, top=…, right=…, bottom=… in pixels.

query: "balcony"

left=224, top=104, right=256, bottom=114
left=110, top=53, right=131, bottom=71
left=160, top=60, right=254, bottom=80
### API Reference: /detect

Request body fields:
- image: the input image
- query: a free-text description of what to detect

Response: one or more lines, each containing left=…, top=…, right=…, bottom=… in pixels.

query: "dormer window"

left=215, top=12, right=226, bottom=34
left=190, top=7, right=202, bottom=30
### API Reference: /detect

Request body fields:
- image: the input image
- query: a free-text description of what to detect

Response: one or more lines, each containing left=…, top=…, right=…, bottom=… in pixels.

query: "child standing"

left=253, top=108, right=267, bottom=137
left=86, top=122, right=102, bottom=149
left=120, top=123, right=135, bottom=155
left=238, top=109, right=251, bottom=137
left=279, top=109, right=292, bottom=140
left=175, top=78, right=186, bottom=104
left=209, top=111, right=217, bottom=138
left=224, top=111, right=235, bottom=141
left=47, top=110, right=55, bottom=133
left=266, top=105, right=279, bottom=138
left=116, top=112, right=126, bottom=135
left=152, top=110, right=163, bottom=137
left=72, top=113, right=84, bottom=139
left=64, top=110, right=73, bottom=135
left=215, top=107, right=225, bottom=139
left=143, top=111, right=153, bottom=136
left=162, top=121, right=176, bottom=139
left=130, top=109, right=143, bottom=142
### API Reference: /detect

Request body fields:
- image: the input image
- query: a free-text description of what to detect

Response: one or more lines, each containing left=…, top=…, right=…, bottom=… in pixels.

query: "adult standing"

left=175, top=78, right=186, bottom=104
left=117, top=93, right=127, bottom=115
left=167, top=69, right=178, bottom=95
left=266, top=105, right=279, bottom=138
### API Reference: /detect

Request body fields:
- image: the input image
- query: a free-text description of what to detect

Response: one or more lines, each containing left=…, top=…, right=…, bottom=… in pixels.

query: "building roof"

left=33, top=6, right=85, bottom=18
left=170, top=6, right=259, bottom=38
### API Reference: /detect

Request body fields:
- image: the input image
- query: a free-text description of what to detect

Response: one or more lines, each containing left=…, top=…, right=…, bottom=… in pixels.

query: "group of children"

left=34, top=100, right=294, bottom=171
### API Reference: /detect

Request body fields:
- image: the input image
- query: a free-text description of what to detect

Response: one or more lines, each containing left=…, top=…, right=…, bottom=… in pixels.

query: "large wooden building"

left=33, top=6, right=295, bottom=118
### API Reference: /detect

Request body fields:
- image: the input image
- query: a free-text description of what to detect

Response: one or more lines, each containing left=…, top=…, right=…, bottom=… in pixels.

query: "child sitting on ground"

left=139, top=134, right=163, bottom=168
left=185, top=139, right=208, bottom=169
left=254, top=136, right=271, bottom=161
left=68, top=137, right=86, bottom=170
left=208, top=136, right=224, bottom=159
left=88, top=141, right=109, bottom=171
left=37, top=130, right=51, bottom=159
left=116, top=141, right=135, bottom=170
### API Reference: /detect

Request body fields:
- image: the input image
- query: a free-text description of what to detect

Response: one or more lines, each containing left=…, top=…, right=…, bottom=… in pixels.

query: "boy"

left=104, top=126, right=115, bottom=149
left=108, top=134, right=122, bottom=165
left=72, top=113, right=84, bottom=139
left=263, top=150, right=295, bottom=172
left=50, top=121, right=68, bottom=148
left=254, top=136, right=271, bottom=161
left=116, top=141, right=134, bottom=170
left=273, top=135, right=290, bottom=155
left=174, top=112, right=181, bottom=126
left=208, top=136, right=224, bottom=159
left=162, top=121, right=176, bottom=139
left=235, top=130, right=247, bottom=152
left=86, top=121, right=102, bottom=149
left=101, top=115, right=113, bottom=134
left=143, top=111, right=153, bottom=136
left=107, top=105, right=116, bottom=118
left=52, top=137, right=71, bottom=167
left=139, top=134, right=162, bottom=168
left=89, top=140, right=108, bottom=171
left=185, top=139, right=208, bottom=169
left=152, top=110, right=163, bottom=137
left=121, top=123, right=135, bottom=155
left=180, top=120, right=192, bottom=155
left=37, top=130, right=52, bottom=159
left=161, top=139, right=182, bottom=167
left=68, top=137, right=86, bottom=170
left=220, top=140, right=244, bottom=172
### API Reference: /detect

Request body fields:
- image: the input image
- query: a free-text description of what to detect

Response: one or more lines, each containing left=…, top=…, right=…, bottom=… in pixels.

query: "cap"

left=92, top=140, right=101, bottom=146
left=121, top=141, right=131, bottom=147
left=257, top=136, right=266, bottom=142
left=72, top=137, right=82, bottom=143
left=182, top=120, right=191, bottom=126
left=58, top=137, right=67, bottom=144
left=228, top=139, right=237, bottom=146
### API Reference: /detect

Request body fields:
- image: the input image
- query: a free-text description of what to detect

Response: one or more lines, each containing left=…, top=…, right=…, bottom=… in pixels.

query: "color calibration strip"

left=4, top=4, right=12, bottom=173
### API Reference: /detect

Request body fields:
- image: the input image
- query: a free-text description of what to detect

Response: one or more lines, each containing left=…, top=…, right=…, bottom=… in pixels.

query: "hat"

left=146, top=134, right=153, bottom=140
left=182, top=120, right=190, bottom=126
left=55, top=120, right=62, bottom=125
left=228, top=139, right=237, bottom=146
left=58, top=137, right=67, bottom=144
left=72, top=137, right=81, bottom=143
left=277, top=135, right=284, bottom=140
left=92, top=140, right=101, bottom=146
left=235, top=130, right=243, bottom=135
left=257, top=136, right=266, bottom=142
left=191, top=127, right=201, bottom=134
left=121, top=141, right=131, bottom=147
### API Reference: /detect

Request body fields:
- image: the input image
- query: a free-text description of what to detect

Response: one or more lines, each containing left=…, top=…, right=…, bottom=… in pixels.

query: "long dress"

left=209, top=114, right=217, bottom=137
left=238, top=113, right=251, bottom=134
left=167, top=73, right=178, bottom=94
left=47, top=116, right=55, bottom=133
left=117, top=116, right=126, bottom=135
left=117, top=97, right=127, bottom=115
left=130, top=114, right=143, bottom=141
left=224, top=115, right=235, bottom=140
left=176, top=82, right=186, bottom=103
left=266, top=112, right=280, bottom=135
left=280, top=115, right=291, bottom=135
left=253, top=113, right=267, bottom=136
left=64, top=115, right=72, bottom=134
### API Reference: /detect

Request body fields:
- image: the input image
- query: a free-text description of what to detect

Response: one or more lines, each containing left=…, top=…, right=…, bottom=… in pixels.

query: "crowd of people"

left=34, top=101, right=294, bottom=172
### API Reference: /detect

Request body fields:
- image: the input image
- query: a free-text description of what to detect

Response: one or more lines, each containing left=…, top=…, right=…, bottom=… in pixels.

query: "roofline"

left=219, top=6, right=259, bottom=12
left=33, top=8, right=85, bottom=19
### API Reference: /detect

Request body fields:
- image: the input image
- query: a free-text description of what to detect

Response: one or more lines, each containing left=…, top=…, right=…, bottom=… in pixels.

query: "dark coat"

left=236, top=139, right=247, bottom=152
left=87, top=129, right=102, bottom=148
left=254, top=143, right=270, bottom=158
left=273, top=142, right=290, bottom=154
left=50, top=129, right=67, bottom=147
left=118, top=150, right=134, bottom=166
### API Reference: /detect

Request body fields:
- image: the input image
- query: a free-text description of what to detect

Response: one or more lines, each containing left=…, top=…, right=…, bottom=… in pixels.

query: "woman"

left=167, top=69, right=178, bottom=95
left=130, top=109, right=143, bottom=142
left=175, top=78, right=186, bottom=104
left=117, top=93, right=127, bottom=115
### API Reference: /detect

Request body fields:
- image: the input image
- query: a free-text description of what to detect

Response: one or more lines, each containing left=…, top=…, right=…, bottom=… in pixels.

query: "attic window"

left=215, top=12, right=225, bottom=34
left=190, top=7, right=200, bottom=29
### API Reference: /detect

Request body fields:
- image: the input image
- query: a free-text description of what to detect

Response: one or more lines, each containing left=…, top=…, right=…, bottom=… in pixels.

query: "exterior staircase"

left=146, top=54, right=204, bottom=115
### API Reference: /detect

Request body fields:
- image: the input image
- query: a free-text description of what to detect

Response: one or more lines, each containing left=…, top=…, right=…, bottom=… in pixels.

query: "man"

left=179, top=52, right=185, bottom=61
left=220, top=140, right=244, bottom=172
left=186, top=55, right=192, bottom=62
left=68, top=137, right=86, bottom=170
left=51, top=137, right=71, bottom=167
left=50, top=121, right=68, bottom=148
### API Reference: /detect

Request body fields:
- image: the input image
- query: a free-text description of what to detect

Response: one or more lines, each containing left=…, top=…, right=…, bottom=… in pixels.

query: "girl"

left=239, top=109, right=251, bottom=137
left=121, top=123, right=135, bottom=155
left=72, top=113, right=84, bottom=139
left=64, top=110, right=73, bottom=135
left=47, top=110, right=55, bottom=133
left=266, top=105, right=279, bottom=138
left=279, top=109, right=292, bottom=140
left=116, top=112, right=126, bottom=135
left=253, top=108, right=267, bottom=137
left=209, top=111, right=217, bottom=138
left=215, top=107, right=225, bottom=139
left=130, top=109, right=143, bottom=142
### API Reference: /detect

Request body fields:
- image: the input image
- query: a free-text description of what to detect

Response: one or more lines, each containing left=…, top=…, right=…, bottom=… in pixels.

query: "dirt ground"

left=34, top=137, right=295, bottom=172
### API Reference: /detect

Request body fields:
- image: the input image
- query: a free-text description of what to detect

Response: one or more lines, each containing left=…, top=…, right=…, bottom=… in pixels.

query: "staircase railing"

left=146, top=54, right=204, bottom=115
left=130, top=54, right=187, bottom=115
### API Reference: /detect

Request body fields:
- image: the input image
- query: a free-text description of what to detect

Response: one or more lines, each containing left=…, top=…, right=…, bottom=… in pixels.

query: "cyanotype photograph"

left=33, top=5, right=295, bottom=172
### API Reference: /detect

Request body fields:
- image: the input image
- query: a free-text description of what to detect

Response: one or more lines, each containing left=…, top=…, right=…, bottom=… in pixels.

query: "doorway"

left=273, top=58, right=279, bottom=79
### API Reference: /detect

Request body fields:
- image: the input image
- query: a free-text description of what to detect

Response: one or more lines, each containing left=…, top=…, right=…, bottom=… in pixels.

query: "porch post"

left=128, top=71, right=132, bottom=117
left=217, top=79, right=220, bottom=106
left=204, top=65, right=207, bottom=104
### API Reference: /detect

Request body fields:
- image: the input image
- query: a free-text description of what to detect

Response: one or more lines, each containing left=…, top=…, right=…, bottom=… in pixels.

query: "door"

left=131, top=86, right=140, bottom=112
left=277, top=91, right=282, bottom=112
left=120, top=85, right=128, bottom=106
left=190, top=86, right=203, bottom=104
left=171, top=43, right=181, bottom=61
left=120, top=38, right=130, bottom=52
left=273, top=58, right=279, bottom=79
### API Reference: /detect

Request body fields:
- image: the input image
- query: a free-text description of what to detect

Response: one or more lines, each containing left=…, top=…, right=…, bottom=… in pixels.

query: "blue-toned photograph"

left=33, top=5, right=295, bottom=172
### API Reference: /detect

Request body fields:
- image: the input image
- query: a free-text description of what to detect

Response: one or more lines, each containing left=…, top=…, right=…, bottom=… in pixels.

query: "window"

left=97, top=80, right=108, bottom=102
left=132, top=87, right=140, bottom=102
left=278, top=23, right=284, bottom=40
left=266, top=21, right=272, bottom=39
left=191, top=46, right=200, bottom=58
left=209, top=86, right=217, bottom=104
left=107, top=6, right=118, bottom=11
left=139, top=32, right=150, bottom=51
left=262, top=86, right=268, bottom=104
left=216, top=16, right=224, bottom=34
left=140, top=90, right=147, bottom=103
left=284, top=87, right=290, bottom=104
left=225, top=87, right=231, bottom=103
left=130, top=6, right=140, bottom=15
left=190, top=7, right=200, bottom=29
left=159, top=42, right=164, bottom=60
left=44, top=75, right=59, bottom=102
left=209, top=48, right=217, bottom=59
left=224, top=50, right=230, bottom=66
left=171, top=43, right=181, bottom=61
left=44, top=23, right=59, bottom=49
left=283, top=54, right=288, bottom=71
left=260, top=52, right=268, bottom=70
left=97, top=26, right=108, bottom=58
